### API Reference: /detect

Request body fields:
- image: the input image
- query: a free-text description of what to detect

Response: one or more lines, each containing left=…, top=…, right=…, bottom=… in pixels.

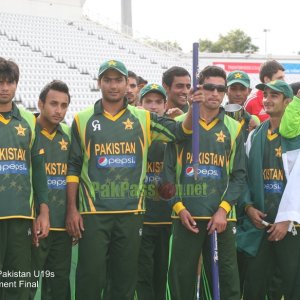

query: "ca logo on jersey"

left=92, top=120, right=101, bottom=131
left=15, top=124, right=27, bottom=136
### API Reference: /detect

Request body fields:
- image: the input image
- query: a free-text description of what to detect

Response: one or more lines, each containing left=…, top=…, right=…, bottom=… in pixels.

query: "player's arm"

left=66, top=117, right=84, bottom=239
left=149, top=112, right=190, bottom=143
left=161, top=143, right=198, bottom=234
left=208, top=130, right=247, bottom=233
left=279, top=95, right=300, bottom=138
left=150, top=89, right=203, bottom=142
left=31, top=135, right=50, bottom=242
left=222, top=129, right=247, bottom=208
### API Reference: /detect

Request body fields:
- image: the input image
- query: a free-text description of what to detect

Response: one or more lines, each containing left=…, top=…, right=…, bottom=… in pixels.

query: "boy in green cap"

left=237, top=80, right=300, bottom=300
left=136, top=83, right=171, bottom=300
left=226, top=70, right=260, bottom=140
left=66, top=59, right=202, bottom=300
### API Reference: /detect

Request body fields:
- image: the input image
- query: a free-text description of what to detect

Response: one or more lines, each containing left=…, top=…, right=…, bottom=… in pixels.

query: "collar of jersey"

left=95, top=98, right=127, bottom=113
left=36, top=122, right=63, bottom=140
left=0, top=102, right=23, bottom=124
left=199, top=107, right=225, bottom=130
left=267, top=129, right=279, bottom=141
left=95, top=98, right=128, bottom=121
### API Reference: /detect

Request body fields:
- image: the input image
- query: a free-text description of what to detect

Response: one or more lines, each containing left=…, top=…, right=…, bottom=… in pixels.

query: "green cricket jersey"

left=164, top=109, right=246, bottom=220
left=144, top=141, right=172, bottom=224
left=67, top=99, right=190, bottom=214
left=36, top=122, right=70, bottom=229
left=0, top=103, right=45, bottom=219
left=263, top=130, right=286, bottom=223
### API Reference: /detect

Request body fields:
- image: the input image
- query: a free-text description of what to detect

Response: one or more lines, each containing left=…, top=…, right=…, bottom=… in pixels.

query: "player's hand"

left=248, top=118, right=258, bottom=132
left=267, top=221, right=290, bottom=242
left=66, top=207, right=84, bottom=240
left=165, top=108, right=184, bottom=119
left=178, top=209, right=199, bottom=233
left=188, top=85, right=204, bottom=105
left=34, top=204, right=50, bottom=246
left=32, top=220, right=39, bottom=247
left=246, top=206, right=267, bottom=229
left=207, top=207, right=227, bottom=234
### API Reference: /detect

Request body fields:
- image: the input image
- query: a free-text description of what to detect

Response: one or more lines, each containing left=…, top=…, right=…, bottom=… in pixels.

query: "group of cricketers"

left=0, top=55, right=300, bottom=300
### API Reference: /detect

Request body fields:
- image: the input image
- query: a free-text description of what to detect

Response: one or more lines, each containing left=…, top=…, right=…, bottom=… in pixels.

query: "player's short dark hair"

left=162, top=66, right=191, bottom=87
left=290, top=81, right=300, bottom=96
left=137, top=76, right=148, bottom=86
left=0, top=57, right=20, bottom=84
left=128, top=70, right=138, bottom=82
left=259, top=60, right=285, bottom=83
left=198, top=65, right=227, bottom=85
left=39, top=80, right=71, bottom=104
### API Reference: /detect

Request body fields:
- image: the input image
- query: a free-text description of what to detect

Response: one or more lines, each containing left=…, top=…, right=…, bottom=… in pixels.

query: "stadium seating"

left=1, top=11, right=300, bottom=124
left=0, top=11, right=192, bottom=124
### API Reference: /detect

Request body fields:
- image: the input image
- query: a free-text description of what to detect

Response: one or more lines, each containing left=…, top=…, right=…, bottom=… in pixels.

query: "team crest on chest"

left=58, top=138, right=68, bottom=151
left=15, top=124, right=27, bottom=136
left=275, top=146, right=282, bottom=158
left=122, top=118, right=134, bottom=130
left=215, top=130, right=226, bottom=143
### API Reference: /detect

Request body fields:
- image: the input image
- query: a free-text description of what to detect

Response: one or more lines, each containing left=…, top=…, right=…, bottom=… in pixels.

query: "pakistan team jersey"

left=0, top=103, right=43, bottom=219
left=165, top=109, right=246, bottom=220
left=36, top=122, right=70, bottom=229
left=263, top=130, right=286, bottom=223
left=67, top=99, right=190, bottom=214
left=144, top=141, right=172, bottom=224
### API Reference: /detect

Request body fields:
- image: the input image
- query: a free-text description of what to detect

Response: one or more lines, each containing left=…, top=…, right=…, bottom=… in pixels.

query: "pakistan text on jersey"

left=0, top=148, right=26, bottom=160
left=186, top=152, right=225, bottom=167
left=45, top=163, right=67, bottom=176
left=263, top=168, right=284, bottom=181
left=94, top=142, right=136, bottom=155
left=147, top=161, right=163, bottom=173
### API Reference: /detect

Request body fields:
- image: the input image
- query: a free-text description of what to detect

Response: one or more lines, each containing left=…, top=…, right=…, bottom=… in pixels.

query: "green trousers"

left=167, top=220, right=240, bottom=300
left=30, top=230, right=72, bottom=300
left=243, top=229, right=300, bottom=300
left=136, top=224, right=171, bottom=300
left=76, top=213, right=143, bottom=300
left=0, top=219, right=32, bottom=300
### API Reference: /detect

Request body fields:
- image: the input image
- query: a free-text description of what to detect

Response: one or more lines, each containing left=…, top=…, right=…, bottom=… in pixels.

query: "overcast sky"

left=84, top=0, right=299, bottom=55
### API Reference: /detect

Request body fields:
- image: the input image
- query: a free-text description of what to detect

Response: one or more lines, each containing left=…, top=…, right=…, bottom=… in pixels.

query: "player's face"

left=99, top=69, right=128, bottom=103
left=270, top=70, right=285, bottom=82
left=0, top=79, right=17, bottom=108
left=141, top=92, right=166, bottom=116
left=201, top=77, right=226, bottom=111
left=126, top=77, right=139, bottom=105
left=165, top=75, right=191, bottom=108
left=38, top=89, right=69, bottom=126
left=227, top=83, right=250, bottom=106
left=263, top=88, right=289, bottom=117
